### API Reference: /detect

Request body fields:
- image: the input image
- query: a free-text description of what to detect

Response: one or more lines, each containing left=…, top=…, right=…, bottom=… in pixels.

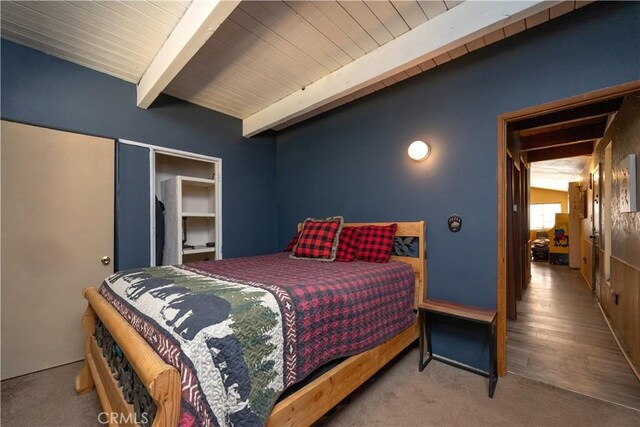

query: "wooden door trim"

left=496, top=79, right=640, bottom=376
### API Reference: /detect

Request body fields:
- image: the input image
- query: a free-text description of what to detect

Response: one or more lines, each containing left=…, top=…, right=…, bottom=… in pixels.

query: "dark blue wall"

left=1, top=39, right=278, bottom=265
left=116, top=144, right=151, bottom=270
left=276, top=2, right=640, bottom=368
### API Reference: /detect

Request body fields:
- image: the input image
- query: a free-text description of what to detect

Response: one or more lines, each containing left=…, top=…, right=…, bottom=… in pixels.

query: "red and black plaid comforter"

left=188, top=252, right=416, bottom=383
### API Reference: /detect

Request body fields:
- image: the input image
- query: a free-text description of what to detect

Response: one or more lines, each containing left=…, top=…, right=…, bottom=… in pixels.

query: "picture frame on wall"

left=618, top=153, right=637, bottom=213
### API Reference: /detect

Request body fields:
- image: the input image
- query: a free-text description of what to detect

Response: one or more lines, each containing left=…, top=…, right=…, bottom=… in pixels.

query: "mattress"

left=99, top=252, right=415, bottom=426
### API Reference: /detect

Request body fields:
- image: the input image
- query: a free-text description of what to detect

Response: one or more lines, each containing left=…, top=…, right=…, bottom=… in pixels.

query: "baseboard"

left=596, top=302, right=640, bottom=381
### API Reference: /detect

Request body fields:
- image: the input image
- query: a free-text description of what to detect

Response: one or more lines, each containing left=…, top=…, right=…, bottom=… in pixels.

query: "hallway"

left=507, top=262, right=640, bottom=410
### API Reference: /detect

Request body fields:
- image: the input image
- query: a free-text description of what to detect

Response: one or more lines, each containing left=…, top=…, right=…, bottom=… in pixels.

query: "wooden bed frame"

left=76, top=221, right=426, bottom=426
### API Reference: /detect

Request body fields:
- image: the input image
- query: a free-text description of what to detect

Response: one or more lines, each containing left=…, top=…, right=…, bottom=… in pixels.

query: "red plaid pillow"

left=335, top=227, right=362, bottom=262
left=291, top=216, right=343, bottom=261
left=284, top=230, right=301, bottom=252
left=356, top=224, right=398, bottom=263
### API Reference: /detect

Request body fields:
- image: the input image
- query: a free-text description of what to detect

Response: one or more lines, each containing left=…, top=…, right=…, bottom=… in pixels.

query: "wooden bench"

left=418, top=298, right=498, bottom=398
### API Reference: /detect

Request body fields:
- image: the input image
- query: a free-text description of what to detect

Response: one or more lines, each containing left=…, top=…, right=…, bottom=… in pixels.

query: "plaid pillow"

left=291, top=216, right=343, bottom=261
left=335, top=226, right=362, bottom=262
left=356, top=224, right=398, bottom=263
left=284, top=230, right=301, bottom=252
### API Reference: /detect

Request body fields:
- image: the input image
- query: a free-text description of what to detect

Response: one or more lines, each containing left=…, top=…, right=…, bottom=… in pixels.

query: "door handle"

left=101, top=256, right=111, bottom=265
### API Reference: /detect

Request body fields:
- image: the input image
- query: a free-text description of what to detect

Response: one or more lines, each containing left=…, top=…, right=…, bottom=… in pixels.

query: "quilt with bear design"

left=100, top=253, right=415, bottom=426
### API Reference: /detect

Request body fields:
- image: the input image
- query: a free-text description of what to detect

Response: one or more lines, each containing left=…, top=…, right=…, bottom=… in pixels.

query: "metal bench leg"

left=488, top=320, right=498, bottom=398
left=419, top=310, right=433, bottom=371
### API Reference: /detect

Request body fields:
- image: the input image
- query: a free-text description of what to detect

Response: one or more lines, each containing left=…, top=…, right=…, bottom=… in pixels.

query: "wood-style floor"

left=507, top=262, right=640, bottom=410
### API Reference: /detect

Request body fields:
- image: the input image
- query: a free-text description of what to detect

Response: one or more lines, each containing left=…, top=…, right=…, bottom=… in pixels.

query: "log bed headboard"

left=297, top=221, right=427, bottom=308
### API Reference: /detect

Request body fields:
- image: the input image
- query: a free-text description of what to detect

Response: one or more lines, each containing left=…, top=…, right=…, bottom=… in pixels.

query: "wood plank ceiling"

left=164, top=0, right=463, bottom=119
left=0, top=1, right=592, bottom=136
left=512, top=96, right=622, bottom=163
left=511, top=96, right=623, bottom=191
left=1, top=1, right=192, bottom=83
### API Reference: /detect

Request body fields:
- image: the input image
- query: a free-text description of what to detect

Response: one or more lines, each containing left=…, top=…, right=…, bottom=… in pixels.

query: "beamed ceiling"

left=513, top=95, right=626, bottom=192
left=0, top=1, right=594, bottom=137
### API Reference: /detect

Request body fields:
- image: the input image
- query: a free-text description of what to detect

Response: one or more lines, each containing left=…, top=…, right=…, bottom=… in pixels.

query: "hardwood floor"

left=507, top=262, right=640, bottom=410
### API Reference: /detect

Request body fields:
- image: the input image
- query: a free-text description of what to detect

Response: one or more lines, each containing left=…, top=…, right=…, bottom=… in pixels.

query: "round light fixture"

left=408, top=140, right=430, bottom=161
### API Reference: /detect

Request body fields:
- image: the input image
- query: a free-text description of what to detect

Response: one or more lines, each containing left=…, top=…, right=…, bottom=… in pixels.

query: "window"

left=530, top=203, right=562, bottom=230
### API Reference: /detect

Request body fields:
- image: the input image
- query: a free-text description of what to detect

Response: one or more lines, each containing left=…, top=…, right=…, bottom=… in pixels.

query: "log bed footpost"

left=76, top=304, right=96, bottom=395
left=148, top=367, right=181, bottom=426
left=79, top=287, right=181, bottom=427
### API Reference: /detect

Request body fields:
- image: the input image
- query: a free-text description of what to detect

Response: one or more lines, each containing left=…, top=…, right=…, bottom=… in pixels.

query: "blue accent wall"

left=116, top=144, right=151, bottom=270
left=275, top=2, right=640, bottom=368
left=1, top=39, right=278, bottom=265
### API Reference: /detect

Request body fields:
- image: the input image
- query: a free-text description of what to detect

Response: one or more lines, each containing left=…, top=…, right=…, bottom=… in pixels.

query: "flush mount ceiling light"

left=408, top=140, right=430, bottom=161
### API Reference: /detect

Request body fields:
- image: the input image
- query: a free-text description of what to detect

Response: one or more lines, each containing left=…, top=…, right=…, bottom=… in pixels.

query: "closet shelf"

left=182, top=212, right=216, bottom=218
left=183, top=246, right=215, bottom=255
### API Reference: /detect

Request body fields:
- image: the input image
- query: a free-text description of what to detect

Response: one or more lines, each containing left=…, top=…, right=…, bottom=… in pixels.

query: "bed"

left=76, top=221, right=426, bottom=426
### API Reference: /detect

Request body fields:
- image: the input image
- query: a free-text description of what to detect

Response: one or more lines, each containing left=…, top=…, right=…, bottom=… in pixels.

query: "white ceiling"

left=0, top=1, right=591, bottom=136
left=165, top=0, right=456, bottom=119
left=0, top=1, right=192, bottom=83
left=530, top=155, right=590, bottom=192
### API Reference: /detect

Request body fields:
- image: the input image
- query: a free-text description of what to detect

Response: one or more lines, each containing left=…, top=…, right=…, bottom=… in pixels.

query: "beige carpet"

left=2, top=346, right=639, bottom=426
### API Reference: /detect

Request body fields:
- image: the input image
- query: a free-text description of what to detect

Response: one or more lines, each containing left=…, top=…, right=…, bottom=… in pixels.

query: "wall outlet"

left=610, top=290, right=620, bottom=305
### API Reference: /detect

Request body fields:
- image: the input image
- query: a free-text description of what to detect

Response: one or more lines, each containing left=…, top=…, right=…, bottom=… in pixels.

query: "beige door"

left=1, top=121, right=114, bottom=379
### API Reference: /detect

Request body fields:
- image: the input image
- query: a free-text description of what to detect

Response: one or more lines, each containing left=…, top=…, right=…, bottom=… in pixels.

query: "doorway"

left=1, top=121, right=115, bottom=379
left=495, top=81, right=640, bottom=376
left=497, top=83, right=640, bottom=408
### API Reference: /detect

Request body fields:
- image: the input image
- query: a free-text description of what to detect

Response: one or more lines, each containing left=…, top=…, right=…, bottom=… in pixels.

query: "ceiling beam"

left=517, top=115, right=607, bottom=137
left=527, top=141, right=594, bottom=162
left=242, top=0, right=557, bottom=137
left=510, top=98, right=623, bottom=131
left=136, top=0, right=239, bottom=109
left=520, top=119, right=607, bottom=150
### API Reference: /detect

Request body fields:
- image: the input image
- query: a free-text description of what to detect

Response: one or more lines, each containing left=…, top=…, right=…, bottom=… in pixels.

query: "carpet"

left=2, top=345, right=638, bottom=426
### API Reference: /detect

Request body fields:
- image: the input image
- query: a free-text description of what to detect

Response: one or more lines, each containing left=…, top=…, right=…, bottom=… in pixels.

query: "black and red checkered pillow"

left=291, top=216, right=343, bottom=261
left=356, top=223, right=398, bottom=263
left=335, top=226, right=362, bottom=262
left=284, top=230, right=302, bottom=252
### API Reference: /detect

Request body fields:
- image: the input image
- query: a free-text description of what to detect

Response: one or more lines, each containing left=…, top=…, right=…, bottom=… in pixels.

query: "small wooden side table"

left=418, top=298, right=498, bottom=398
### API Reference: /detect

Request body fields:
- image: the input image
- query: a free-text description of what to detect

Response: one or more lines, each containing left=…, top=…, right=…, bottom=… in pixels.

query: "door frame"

left=591, top=165, right=602, bottom=294
left=495, top=80, right=640, bottom=376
